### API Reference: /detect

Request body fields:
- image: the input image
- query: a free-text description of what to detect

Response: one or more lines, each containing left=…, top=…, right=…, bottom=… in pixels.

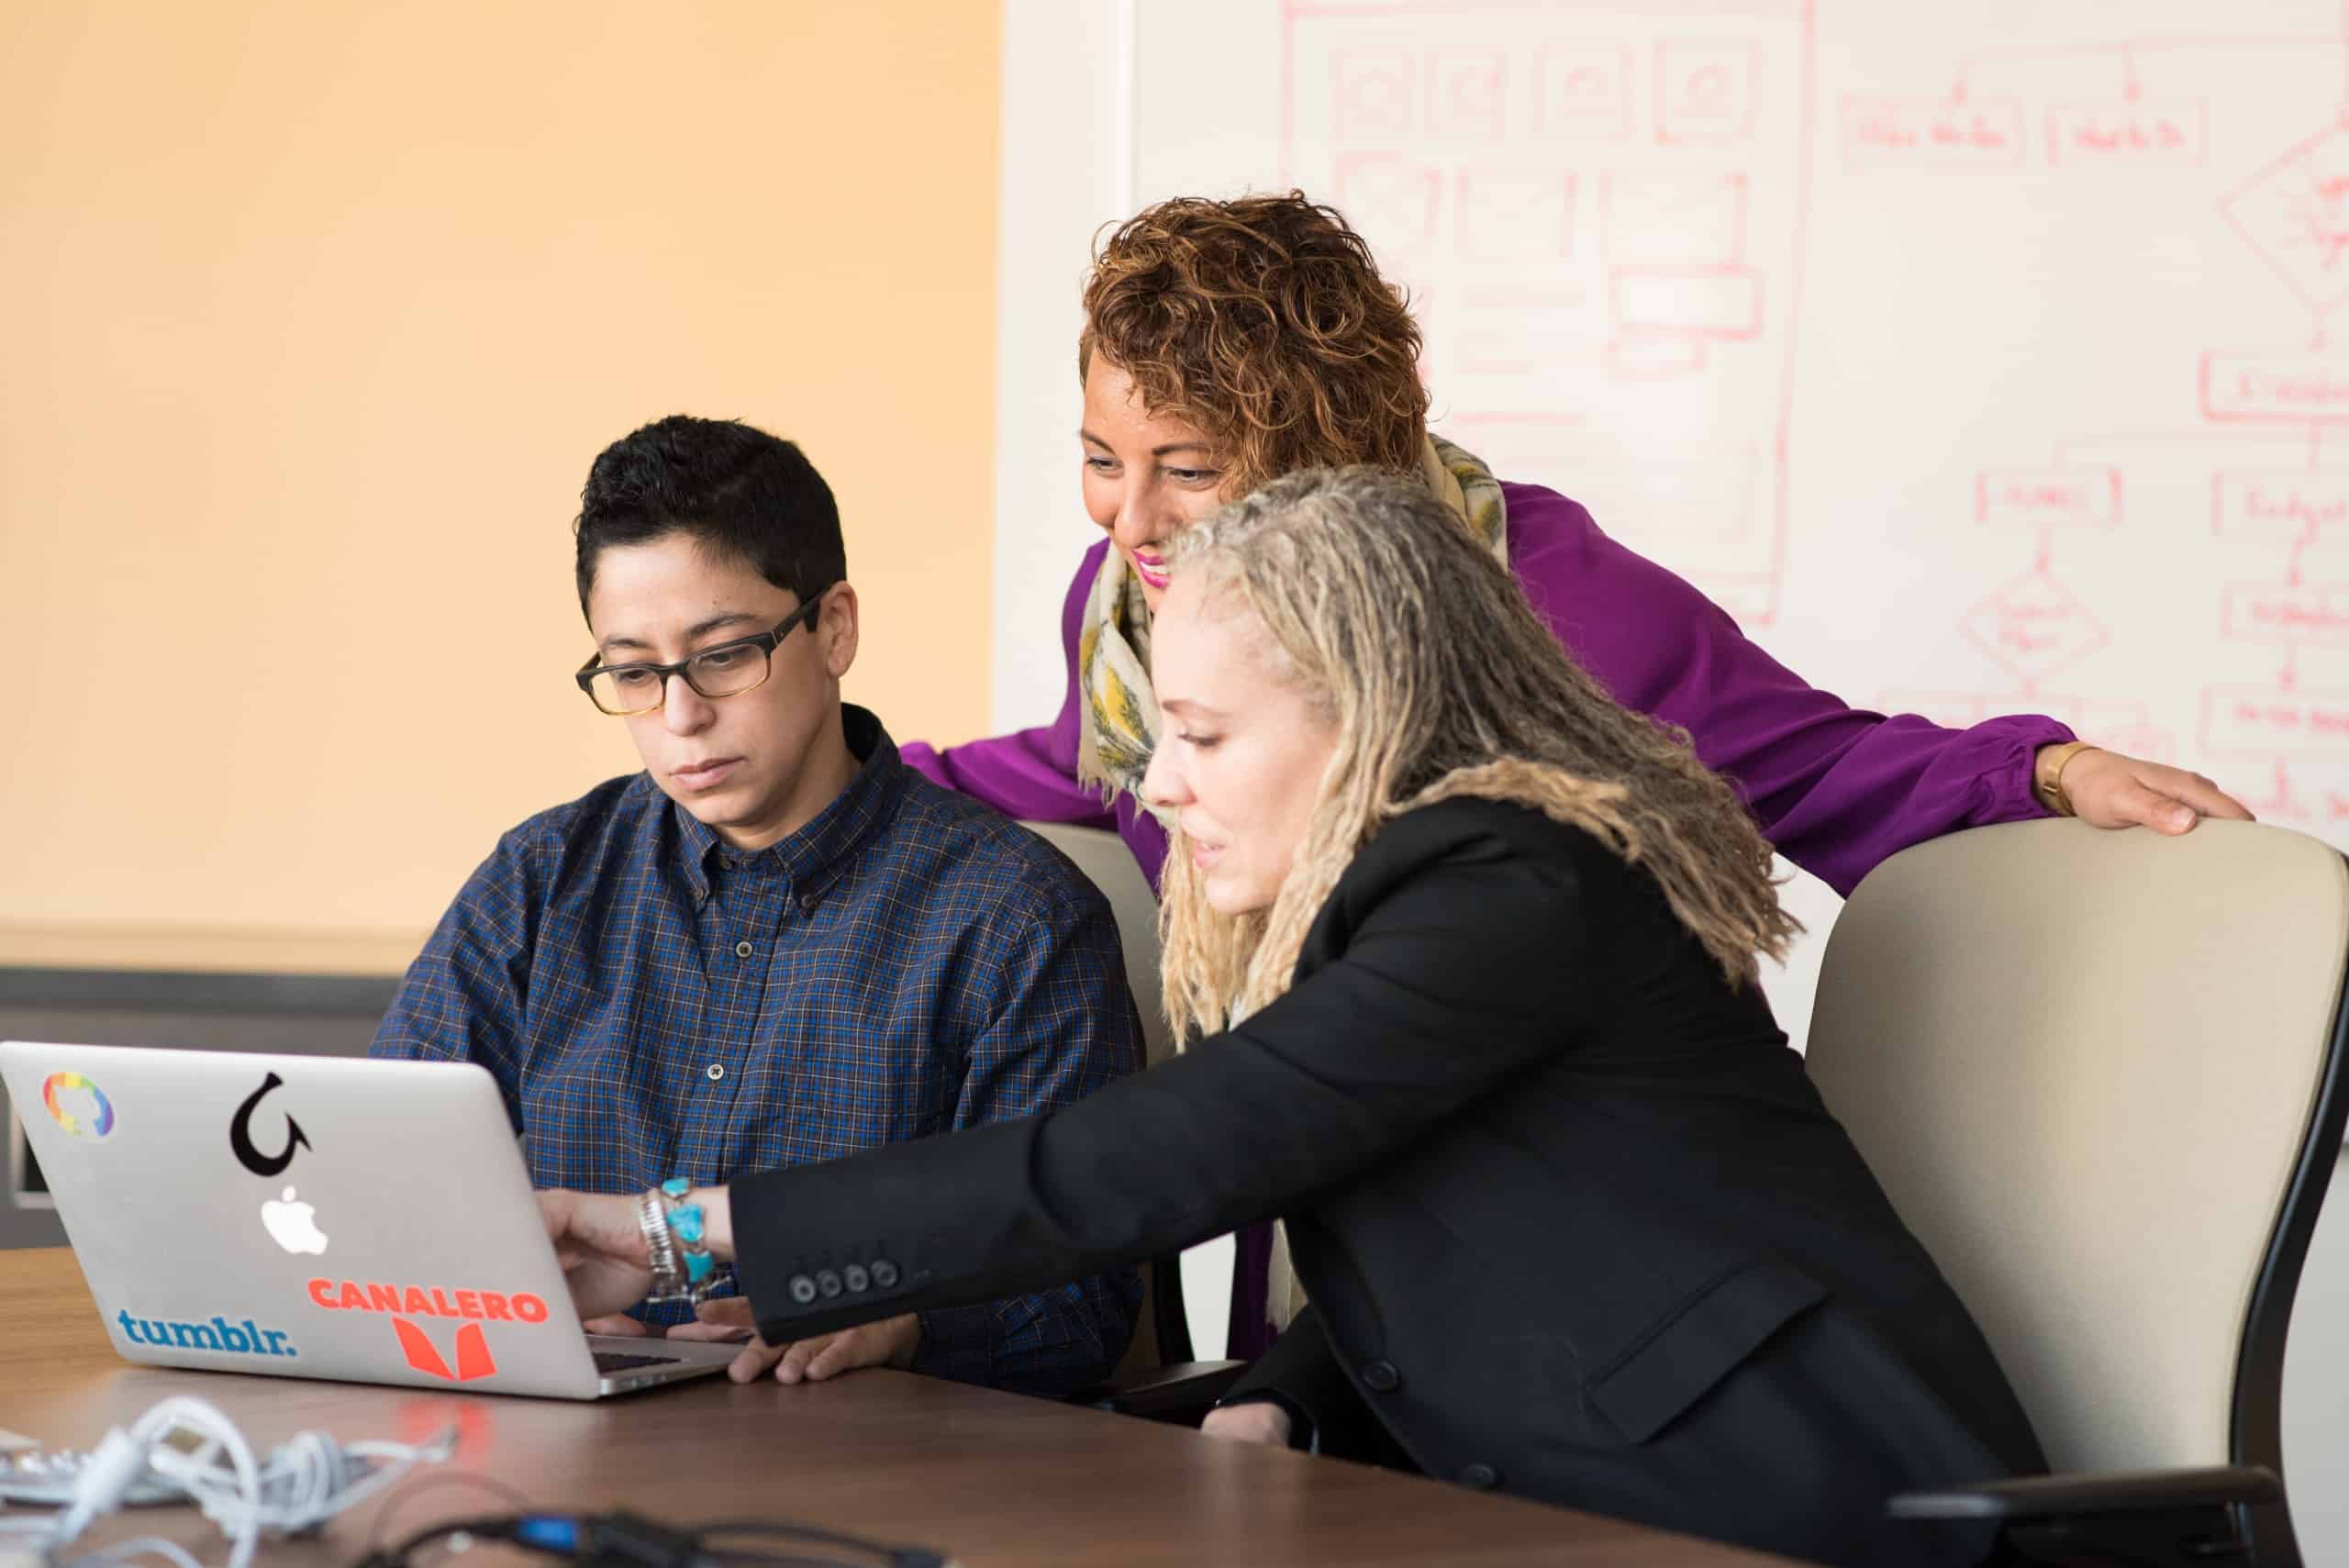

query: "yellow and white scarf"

left=1074, top=435, right=1509, bottom=808
left=1072, top=434, right=1509, bottom=1334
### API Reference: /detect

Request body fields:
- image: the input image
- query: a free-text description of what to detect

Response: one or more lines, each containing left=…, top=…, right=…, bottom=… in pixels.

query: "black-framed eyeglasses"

left=573, top=591, right=829, bottom=717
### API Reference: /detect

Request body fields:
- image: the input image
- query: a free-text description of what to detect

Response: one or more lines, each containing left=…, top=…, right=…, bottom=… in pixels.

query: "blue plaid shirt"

left=370, top=706, right=1144, bottom=1393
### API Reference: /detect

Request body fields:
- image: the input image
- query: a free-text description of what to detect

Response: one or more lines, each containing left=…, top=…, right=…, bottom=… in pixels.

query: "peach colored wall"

left=0, top=2, right=1000, bottom=972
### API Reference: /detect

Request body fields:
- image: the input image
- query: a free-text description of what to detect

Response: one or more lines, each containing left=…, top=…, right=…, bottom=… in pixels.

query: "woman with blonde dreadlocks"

left=540, top=469, right=2045, bottom=1568
left=899, top=191, right=2250, bottom=1366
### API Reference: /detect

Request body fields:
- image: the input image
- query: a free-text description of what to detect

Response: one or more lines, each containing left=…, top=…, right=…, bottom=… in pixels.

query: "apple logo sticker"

left=261, top=1185, right=328, bottom=1255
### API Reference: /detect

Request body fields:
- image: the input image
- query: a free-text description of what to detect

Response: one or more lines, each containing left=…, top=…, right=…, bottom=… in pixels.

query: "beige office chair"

left=1022, top=820, right=1173, bottom=1070
left=1807, top=817, right=2349, bottom=1566
left=1021, top=820, right=1245, bottom=1420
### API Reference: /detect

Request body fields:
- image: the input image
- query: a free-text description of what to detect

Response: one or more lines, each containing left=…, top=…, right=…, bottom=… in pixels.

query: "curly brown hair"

left=1078, top=193, right=1430, bottom=498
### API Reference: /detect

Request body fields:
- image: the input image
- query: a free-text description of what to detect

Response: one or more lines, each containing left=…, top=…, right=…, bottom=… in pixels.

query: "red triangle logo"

left=393, top=1317, right=496, bottom=1382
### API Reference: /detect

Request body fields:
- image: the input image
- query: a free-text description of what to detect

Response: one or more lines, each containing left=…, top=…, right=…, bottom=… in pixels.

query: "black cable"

left=349, top=1505, right=945, bottom=1568
left=362, top=1473, right=538, bottom=1560
left=693, top=1517, right=949, bottom=1568
left=351, top=1514, right=531, bottom=1568
left=695, top=1554, right=907, bottom=1568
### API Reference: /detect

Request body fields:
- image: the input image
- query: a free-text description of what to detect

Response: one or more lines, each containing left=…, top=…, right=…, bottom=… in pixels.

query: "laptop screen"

left=8, top=1107, right=51, bottom=1209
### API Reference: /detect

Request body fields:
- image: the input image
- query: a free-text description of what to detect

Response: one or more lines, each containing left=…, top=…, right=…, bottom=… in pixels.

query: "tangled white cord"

left=0, top=1396, right=452, bottom=1568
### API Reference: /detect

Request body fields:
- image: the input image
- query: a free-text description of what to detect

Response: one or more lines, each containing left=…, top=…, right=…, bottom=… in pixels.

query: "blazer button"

left=816, top=1269, right=843, bottom=1298
left=787, top=1274, right=818, bottom=1305
left=1459, top=1462, right=1499, bottom=1491
left=1360, top=1360, right=1400, bottom=1393
left=871, top=1259, right=900, bottom=1289
left=843, top=1263, right=870, bottom=1293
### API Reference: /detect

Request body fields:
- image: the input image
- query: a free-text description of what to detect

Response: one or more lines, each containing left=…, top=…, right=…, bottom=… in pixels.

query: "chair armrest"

left=1889, top=1465, right=2281, bottom=1520
left=1893, top=1465, right=2279, bottom=1567
left=1077, top=1359, right=1249, bottom=1422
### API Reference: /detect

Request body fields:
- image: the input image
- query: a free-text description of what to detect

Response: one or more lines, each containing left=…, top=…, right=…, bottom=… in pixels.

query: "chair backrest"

left=1019, top=821, right=1188, bottom=1374
left=1021, top=820, right=1174, bottom=1068
left=1805, top=818, right=2349, bottom=1478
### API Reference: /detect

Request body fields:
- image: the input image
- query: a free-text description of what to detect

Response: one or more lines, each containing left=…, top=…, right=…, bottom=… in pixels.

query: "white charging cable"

left=0, top=1396, right=451, bottom=1568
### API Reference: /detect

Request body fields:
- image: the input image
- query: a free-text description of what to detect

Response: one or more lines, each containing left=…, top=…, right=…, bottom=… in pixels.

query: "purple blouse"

left=904, top=481, right=2070, bottom=899
left=902, top=480, right=2074, bottom=1362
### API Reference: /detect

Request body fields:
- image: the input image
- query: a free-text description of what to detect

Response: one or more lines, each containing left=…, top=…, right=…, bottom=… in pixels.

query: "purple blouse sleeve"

left=914, top=486, right=2061, bottom=902
left=1504, top=482, right=2074, bottom=897
left=900, top=540, right=1120, bottom=833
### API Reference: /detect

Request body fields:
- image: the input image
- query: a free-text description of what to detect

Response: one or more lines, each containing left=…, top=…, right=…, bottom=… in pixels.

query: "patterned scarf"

left=1074, top=435, right=1510, bottom=813
left=1073, top=436, right=1509, bottom=1340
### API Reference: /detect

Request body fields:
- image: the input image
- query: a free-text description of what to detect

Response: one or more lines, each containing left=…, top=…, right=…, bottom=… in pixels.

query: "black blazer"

left=732, top=799, right=2043, bottom=1567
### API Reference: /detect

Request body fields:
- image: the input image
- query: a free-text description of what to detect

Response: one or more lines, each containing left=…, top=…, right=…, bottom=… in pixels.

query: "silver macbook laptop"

left=0, top=1040, right=737, bottom=1398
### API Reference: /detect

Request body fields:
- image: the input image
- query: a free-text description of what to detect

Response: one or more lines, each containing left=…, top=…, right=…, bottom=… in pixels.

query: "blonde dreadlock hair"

left=1155, top=467, right=1798, bottom=1041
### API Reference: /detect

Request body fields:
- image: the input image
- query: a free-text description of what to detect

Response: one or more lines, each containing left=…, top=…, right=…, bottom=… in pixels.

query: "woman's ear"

left=818, top=583, right=861, bottom=681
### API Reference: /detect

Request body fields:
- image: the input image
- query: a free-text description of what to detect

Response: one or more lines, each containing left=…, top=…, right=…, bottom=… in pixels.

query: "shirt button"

left=798, top=894, right=818, bottom=914
left=734, top=940, right=753, bottom=959
left=816, top=1269, right=843, bottom=1298
left=705, top=1063, right=725, bottom=1082
left=843, top=1264, right=870, bottom=1293
left=870, top=1259, right=900, bottom=1289
left=788, top=1274, right=818, bottom=1305
left=1459, top=1463, right=1499, bottom=1490
left=1360, top=1360, right=1400, bottom=1393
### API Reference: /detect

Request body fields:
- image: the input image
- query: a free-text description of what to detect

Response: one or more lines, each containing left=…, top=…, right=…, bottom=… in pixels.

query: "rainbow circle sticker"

left=42, top=1072, right=115, bottom=1139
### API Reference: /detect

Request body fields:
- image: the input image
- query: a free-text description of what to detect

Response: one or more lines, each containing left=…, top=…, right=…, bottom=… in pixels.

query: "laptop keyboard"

left=594, top=1351, right=685, bottom=1373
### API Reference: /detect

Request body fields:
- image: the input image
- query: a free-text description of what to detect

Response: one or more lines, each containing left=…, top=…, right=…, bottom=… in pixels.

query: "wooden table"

left=0, top=1249, right=1790, bottom=1566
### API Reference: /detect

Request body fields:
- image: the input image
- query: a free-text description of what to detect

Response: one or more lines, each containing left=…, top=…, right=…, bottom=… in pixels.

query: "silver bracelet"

left=636, top=1189, right=685, bottom=1300
left=640, top=1179, right=733, bottom=1307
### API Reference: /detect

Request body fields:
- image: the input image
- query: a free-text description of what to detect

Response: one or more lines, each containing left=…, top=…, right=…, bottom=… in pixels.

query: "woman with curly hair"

left=544, top=468, right=2044, bottom=1568
left=900, top=190, right=2248, bottom=1362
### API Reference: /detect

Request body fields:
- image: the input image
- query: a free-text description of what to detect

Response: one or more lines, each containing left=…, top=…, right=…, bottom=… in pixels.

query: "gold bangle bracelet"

left=2033, top=740, right=2097, bottom=817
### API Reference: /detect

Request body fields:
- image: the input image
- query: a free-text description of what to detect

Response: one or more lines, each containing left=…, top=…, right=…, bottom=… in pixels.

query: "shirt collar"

left=670, top=705, right=905, bottom=905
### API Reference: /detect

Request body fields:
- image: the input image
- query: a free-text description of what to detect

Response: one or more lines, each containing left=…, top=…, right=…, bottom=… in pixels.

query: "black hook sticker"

left=229, top=1071, right=312, bottom=1177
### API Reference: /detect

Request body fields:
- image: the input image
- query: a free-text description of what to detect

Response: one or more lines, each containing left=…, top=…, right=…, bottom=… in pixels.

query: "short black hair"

left=574, top=415, right=844, bottom=617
